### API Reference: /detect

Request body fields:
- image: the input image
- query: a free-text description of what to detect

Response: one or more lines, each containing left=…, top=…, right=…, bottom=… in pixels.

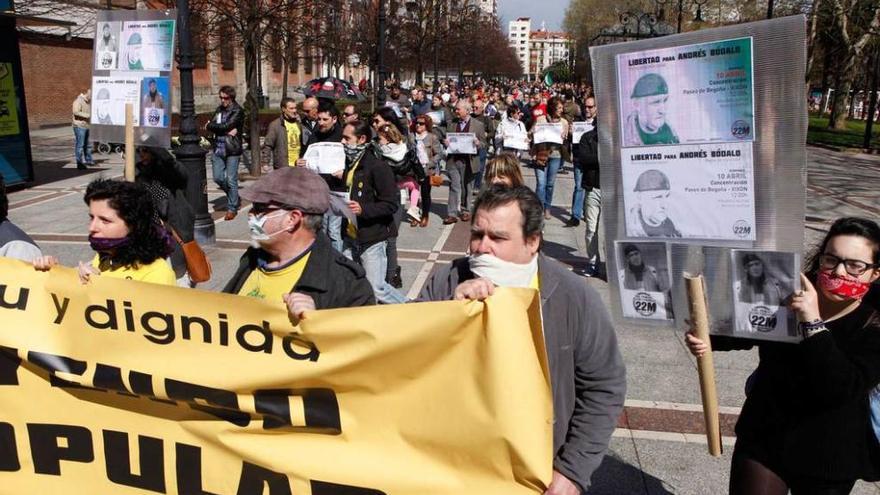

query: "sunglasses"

left=344, top=112, right=356, bottom=117
left=372, top=119, right=382, bottom=124
left=415, top=122, right=426, bottom=126
left=219, top=95, right=232, bottom=101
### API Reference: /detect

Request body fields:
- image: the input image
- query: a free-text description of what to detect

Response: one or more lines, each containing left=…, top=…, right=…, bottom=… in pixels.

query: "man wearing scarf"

left=419, top=185, right=626, bottom=495
left=620, top=244, right=663, bottom=292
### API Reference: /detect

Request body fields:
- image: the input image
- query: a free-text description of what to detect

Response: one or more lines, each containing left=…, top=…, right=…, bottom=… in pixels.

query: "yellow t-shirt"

left=530, top=273, right=540, bottom=290
left=284, top=120, right=302, bottom=166
left=238, top=252, right=312, bottom=301
left=91, top=254, right=176, bottom=285
left=345, top=155, right=364, bottom=239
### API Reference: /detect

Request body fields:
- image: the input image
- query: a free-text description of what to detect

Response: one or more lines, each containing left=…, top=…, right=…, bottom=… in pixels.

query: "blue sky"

left=498, top=0, right=568, bottom=32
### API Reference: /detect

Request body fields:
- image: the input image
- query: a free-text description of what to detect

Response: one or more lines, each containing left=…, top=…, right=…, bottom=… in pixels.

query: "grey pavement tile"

left=631, top=438, right=732, bottom=494
left=588, top=436, right=653, bottom=495
left=8, top=193, right=90, bottom=235
left=624, top=360, right=750, bottom=409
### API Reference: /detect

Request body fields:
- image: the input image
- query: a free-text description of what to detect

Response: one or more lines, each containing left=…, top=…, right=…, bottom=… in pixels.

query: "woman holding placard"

left=495, top=105, right=528, bottom=157
left=531, top=96, right=570, bottom=219
left=686, top=217, right=880, bottom=494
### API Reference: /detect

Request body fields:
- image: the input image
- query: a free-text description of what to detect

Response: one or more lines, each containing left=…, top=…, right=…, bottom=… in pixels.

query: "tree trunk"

left=416, top=50, right=424, bottom=86
left=805, top=0, right=823, bottom=81
left=829, top=53, right=856, bottom=131
left=864, top=48, right=879, bottom=149
left=819, top=46, right=833, bottom=113
left=281, top=39, right=290, bottom=100
left=244, top=35, right=262, bottom=176
left=848, top=86, right=858, bottom=119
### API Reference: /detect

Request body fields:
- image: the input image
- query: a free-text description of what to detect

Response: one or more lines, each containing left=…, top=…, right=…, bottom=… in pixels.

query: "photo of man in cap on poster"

left=626, top=169, right=681, bottom=238
left=125, top=32, right=143, bottom=70
left=94, top=87, right=114, bottom=125
left=623, top=73, right=679, bottom=147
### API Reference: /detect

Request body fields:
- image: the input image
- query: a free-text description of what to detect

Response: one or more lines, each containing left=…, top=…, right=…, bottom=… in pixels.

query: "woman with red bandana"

left=687, top=217, right=880, bottom=495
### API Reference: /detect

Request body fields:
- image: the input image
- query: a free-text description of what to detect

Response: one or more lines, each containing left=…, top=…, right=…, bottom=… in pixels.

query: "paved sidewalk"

left=8, top=129, right=880, bottom=494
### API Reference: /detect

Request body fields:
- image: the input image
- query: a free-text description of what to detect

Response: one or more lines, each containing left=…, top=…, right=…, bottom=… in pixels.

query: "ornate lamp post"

left=376, top=0, right=387, bottom=105
left=174, top=0, right=214, bottom=245
left=654, top=0, right=709, bottom=33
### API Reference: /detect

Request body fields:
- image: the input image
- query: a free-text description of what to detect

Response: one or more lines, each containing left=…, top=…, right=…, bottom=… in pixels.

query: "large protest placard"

left=90, top=9, right=176, bottom=148
left=0, top=258, right=552, bottom=494
left=591, top=16, right=807, bottom=330
left=617, top=37, right=756, bottom=241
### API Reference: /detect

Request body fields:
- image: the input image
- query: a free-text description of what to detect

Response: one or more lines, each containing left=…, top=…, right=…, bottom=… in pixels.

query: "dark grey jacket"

left=419, top=254, right=626, bottom=492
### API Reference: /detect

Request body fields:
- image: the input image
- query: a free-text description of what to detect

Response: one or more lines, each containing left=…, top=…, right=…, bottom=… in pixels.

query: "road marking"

left=625, top=399, right=741, bottom=415
left=407, top=222, right=456, bottom=300
left=613, top=428, right=737, bottom=447
left=7, top=191, right=78, bottom=211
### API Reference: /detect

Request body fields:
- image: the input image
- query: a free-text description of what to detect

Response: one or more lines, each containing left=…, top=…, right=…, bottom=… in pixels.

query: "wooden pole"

left=684, top=274, right=722, bottom=457
left=124, top=103, right=135, bottom=182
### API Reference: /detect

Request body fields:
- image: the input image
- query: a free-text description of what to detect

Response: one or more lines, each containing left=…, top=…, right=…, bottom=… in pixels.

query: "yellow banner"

left=0, top=257, right=552, bottom=494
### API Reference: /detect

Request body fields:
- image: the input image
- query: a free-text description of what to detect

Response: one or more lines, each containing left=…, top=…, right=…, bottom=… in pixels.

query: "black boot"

left=390, top=266, right=403, bottom=289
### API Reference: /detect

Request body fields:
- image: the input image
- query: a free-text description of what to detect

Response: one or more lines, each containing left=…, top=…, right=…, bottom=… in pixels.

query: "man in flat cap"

left=623, top=73, right=678, bottom=146
left=627, top=169, right=681, bottom=238
left=223, top=167, right=375, bottom=318
left=126, top=32, right=143, bottom=70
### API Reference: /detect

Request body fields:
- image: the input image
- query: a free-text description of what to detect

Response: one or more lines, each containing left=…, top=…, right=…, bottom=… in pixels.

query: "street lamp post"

left=655, top=0, right=708, bottom=33
left=174, top=0, right=215, bottom=245
left=376, top=0, right=387, bottom=105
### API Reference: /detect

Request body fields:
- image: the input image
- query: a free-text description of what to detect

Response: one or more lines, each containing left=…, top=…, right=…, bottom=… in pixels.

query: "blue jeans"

left=571, top=167, right=585, bottom=220
left=534, top=156, right=562, bottom=210
left=473, top=147, right=488, bottom=189
left=73, top=127, right=93, bottom=164
left=343, top=239, right=408, bottom=304
left=212, top=153, right=241, bottom=212
left=323, top=213, right=343, bottom=253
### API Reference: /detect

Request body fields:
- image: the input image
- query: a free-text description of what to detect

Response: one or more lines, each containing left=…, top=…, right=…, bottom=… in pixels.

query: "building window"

left=271, top=35, right=282, bottom=72
left=290, top=47, right=299, bottom=73
left=304, top=46, right=312, bottom=75
left=220, top=23, right=235, bottom=70
left=191, top=13, right=207, bottom=69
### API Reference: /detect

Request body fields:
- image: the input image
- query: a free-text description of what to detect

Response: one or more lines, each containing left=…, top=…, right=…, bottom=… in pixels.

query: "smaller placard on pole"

left=684, top=273, right=722, bottom=457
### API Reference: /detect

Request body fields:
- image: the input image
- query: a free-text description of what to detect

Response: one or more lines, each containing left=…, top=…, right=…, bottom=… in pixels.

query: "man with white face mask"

left=419, top=185, right=626, bottom=495
left=223, top=167, right=375, bottom=318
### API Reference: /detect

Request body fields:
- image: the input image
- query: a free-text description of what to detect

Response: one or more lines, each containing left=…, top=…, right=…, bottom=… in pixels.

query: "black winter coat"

left=575, top=121, right=599, bottom=189
left=346, top=147, right=399, bottom=246
left=223, top=233, right=375, bottom=309
left=206, top=102, right=245, bottom=157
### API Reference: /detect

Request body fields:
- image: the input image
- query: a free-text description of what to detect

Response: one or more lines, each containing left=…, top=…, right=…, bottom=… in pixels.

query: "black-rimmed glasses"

left=819, top=253, right=876, bottom=276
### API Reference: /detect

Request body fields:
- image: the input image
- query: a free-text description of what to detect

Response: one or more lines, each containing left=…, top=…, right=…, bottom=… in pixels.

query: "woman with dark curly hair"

left=686, top=217, right=880, bottom=494
left=32, top=179, right=176, bottom=285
